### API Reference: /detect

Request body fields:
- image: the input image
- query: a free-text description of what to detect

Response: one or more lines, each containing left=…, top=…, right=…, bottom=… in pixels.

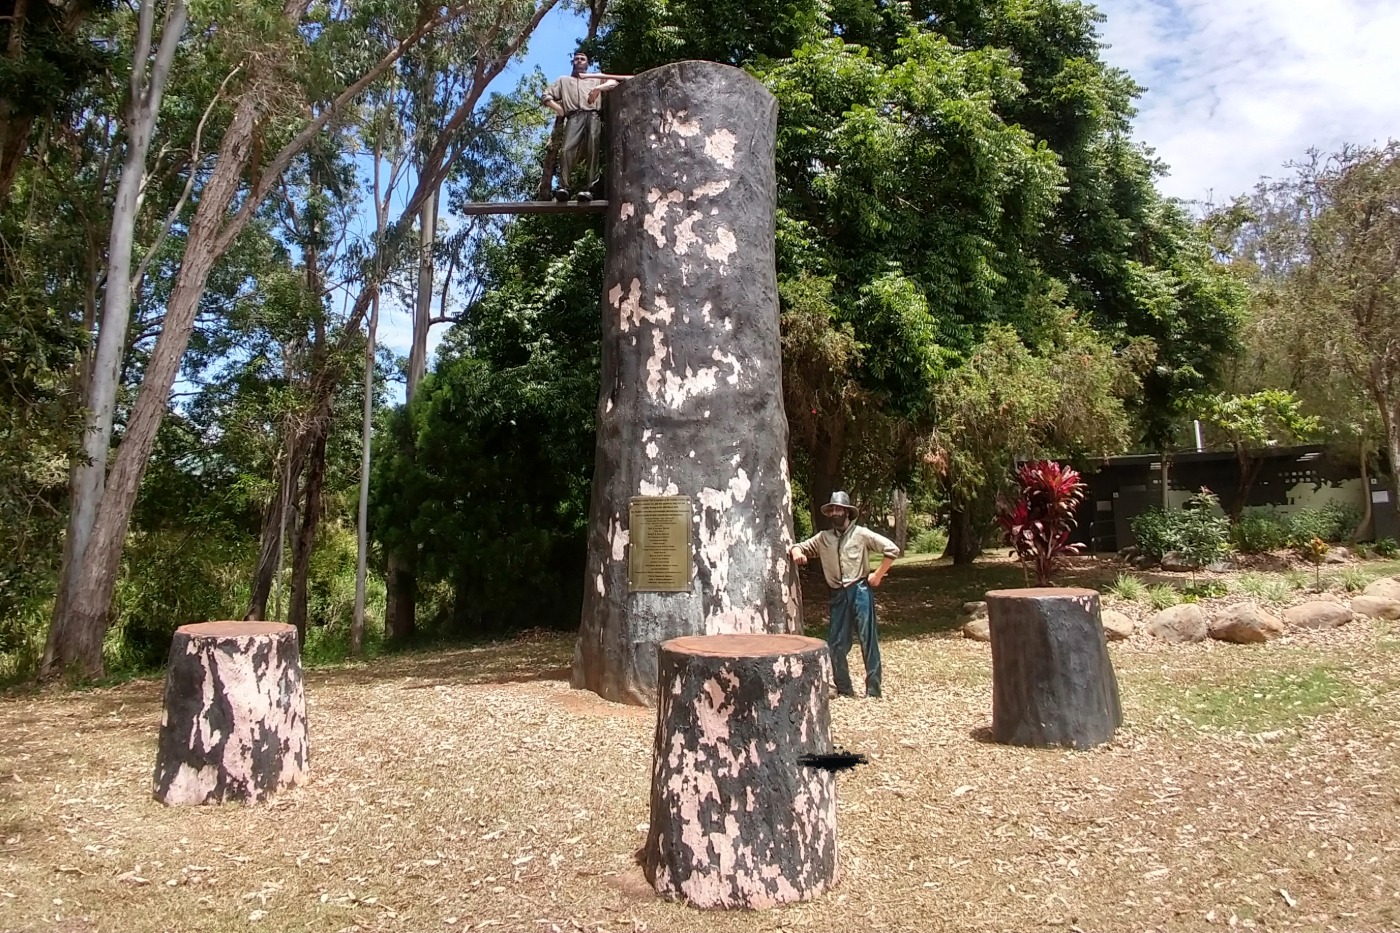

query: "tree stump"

left=573, top=60, right=802, bottom=707
left=152, top=622, right=310, bottom=806
left=985, top=588, right=1122, bottom=749
left=642, top=634, right=838, bottom=909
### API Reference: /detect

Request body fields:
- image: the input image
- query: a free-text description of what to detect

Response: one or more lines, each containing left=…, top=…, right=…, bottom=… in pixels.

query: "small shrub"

left=1374, top=538, right=1399, bottom=558
left=1257, top=579, right=1292, bottom=604
left=1183, top=580, right=1229, bottom=600
left=997, top=460, right=1087, bottom=586
left=1175, top=489, right=1232, bottom=578
left=1298, top=536, right=1330, bottom=591
left=1287, top=503, right=1361, bottom=547
left=1147, top=584, right=1180, bottom=610
left=1107, top=573, right=1148, bottom=601
left=1130, top=489, right=1231, bottom=572
left=909, top=527, right=949, bottom=555
left=1231, top=508, right=1289, bottom=554
left=1338, top=566, right=1371, bottom=593
left=1129, top=508, right=1180, bottom=560
left=1236, top=572, right=1270, bottom=598
left=1284, top=568, right=1310, bottom=591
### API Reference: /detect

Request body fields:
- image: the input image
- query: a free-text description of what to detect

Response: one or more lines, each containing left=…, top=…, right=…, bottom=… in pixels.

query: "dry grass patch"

left=3, top=560, right=1400, bottom=933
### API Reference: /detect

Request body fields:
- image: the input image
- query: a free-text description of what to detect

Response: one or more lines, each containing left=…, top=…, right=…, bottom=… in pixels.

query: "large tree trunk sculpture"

left=572, top=61, right=801, bottom=706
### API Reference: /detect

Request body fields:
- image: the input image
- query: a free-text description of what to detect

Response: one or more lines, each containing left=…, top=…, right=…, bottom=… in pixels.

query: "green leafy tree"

left=1201, top=390, right=1320, bottom=519
left=1209, top=141, right=1400, bottom=534
left=372, top=215, right=604, bottom=635
left=924, top=306, right=1141, bottom=560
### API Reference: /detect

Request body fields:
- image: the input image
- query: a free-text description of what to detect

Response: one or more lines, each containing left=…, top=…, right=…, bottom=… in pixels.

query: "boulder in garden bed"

left=1362, top=577, right=1400, bottom=601
left=1282, top=601, right=1354, bottom=631
left=963, top=601, right=989, bottom=618
left=1350, top=594, right=1400, bottom=621
left=1160, top=551, right=1201, bottom=573
left=1209, top=603, right=1285, bottom=644
left=1324, top=547, right=1352, bottom=564
left=962, top=616, right=991, bottom=642
left=1146, top=604, right=1209, bottom=643
left=1101, top=609, right=1135, bottom=641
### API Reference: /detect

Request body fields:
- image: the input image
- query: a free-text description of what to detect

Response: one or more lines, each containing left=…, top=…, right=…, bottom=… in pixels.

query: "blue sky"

left=370, top=6, right=587, bottom=382
left=372, top=0, right=1400, bottom=379
left=1093, top=0, right=1400, bottom=203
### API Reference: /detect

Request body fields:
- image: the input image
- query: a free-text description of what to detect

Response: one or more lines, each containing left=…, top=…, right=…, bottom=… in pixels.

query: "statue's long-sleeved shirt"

left=794, top=525, right=900, bottom=589
left=542, top=74, right=617, bottom=114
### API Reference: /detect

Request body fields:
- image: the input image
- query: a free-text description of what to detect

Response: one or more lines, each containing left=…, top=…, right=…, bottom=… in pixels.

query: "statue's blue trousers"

left=827, top=579, right=882, bottom=698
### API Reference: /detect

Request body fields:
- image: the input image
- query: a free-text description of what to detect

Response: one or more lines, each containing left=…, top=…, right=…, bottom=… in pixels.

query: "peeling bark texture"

left=573, top=61, right=801, bottom=707
left=643, top=634, right=838, bottom=909
left=152, top=622, right=309, bottom=806
left=985, top=588, right=1123, bottom=750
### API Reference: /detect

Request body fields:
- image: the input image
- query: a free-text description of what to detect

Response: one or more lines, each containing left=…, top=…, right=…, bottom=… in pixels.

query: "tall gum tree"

left=43, top=0, right=561, bottom=680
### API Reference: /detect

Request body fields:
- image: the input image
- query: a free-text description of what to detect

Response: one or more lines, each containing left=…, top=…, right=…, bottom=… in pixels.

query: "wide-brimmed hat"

left=820, top=491, right=857, bottom=518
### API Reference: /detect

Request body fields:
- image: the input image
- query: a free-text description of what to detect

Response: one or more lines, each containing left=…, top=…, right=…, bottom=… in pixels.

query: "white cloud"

left=1094, top=0, right=1400, bottom=205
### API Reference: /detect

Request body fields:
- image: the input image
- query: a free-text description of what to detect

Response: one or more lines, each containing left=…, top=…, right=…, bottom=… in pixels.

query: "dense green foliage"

left=371, top=215, right=604, bottom=637
left=1130, top=489, right=1231, bottom=565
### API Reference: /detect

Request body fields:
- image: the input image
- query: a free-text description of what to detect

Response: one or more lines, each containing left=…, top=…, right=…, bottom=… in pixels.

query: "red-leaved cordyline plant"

left=996, top=460, right=1088, bottom=586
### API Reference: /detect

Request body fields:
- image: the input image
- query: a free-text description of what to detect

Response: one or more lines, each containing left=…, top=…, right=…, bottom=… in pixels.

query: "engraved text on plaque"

left=628, top=496, right=692, bottom=592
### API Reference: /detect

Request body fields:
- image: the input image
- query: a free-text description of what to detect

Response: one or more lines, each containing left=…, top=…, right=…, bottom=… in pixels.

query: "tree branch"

left=215, top=2, right=489, bottom=254
left=131, top=63, right=241, bottom=297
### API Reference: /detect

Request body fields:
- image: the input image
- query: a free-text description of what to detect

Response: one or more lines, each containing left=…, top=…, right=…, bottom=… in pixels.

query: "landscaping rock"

left=1145, top=604, right=1209, bottom=643
left=1282, top=601, right=1354, bottom=631
left=962, top=601, right=989, bottom=618
left=1100, top=609, right=1135, bottom=642
left=1209, top=603, right=1285, bottom=644
left=1131, top=554, right=1159, bottom=570
left=1362, top=577, right=1400, bottom=601
left=1324, top=547, right=1352, bottom=564
left=1160, top=551, right=1201, bottom=573
left=962, top=617, right=991, bottom=642
left=1117, top=546, right=1143, bottom=561
left=1350, top=594, right=1400, bottom=621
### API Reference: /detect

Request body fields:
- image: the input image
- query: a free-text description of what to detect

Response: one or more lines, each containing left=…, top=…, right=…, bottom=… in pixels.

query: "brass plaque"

left=628, top=496, right=693, bottom=592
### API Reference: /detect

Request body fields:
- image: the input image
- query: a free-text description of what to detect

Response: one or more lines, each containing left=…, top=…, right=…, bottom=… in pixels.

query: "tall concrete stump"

left=985, top=588, right=1123, bottom=749
left=643, top=634, right=838, bottom=908
left=153, top=622, right=309, bottom=805
left=573, top=61, right=801, bottom=706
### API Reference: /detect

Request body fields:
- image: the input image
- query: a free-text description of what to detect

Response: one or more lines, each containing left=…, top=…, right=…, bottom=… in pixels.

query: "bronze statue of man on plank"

left=541, top=50, right=630, bottom=203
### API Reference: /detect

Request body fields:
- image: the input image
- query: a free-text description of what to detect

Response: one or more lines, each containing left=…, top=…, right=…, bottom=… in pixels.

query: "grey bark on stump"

left=573, top=61, right=801, bottom=707
left=643, top=634, right=838, bottom=909
left=985, top=588, right=1123, bottom=749
left=152, top=622, right=310, bottom=806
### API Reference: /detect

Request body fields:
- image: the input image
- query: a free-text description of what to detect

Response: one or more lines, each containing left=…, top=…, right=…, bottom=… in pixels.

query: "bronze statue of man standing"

left=541, top=51, right=629, bottom=203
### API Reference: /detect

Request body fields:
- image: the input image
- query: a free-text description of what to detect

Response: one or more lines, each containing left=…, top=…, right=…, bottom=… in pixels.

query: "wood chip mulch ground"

left=3, top=559, right=1399, bottom=933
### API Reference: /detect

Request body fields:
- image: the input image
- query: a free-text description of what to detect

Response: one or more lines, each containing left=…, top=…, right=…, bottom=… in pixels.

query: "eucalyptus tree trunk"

left=245, top=432, right=304, bottom=621
left=43, top=0, right=188, bottom=678
left=1384, top=407, right=1400, bottom=512
left=892, top=486, right=909, bottom=552
left=288, top=433, right=327, bottom=643
left=352, top=148, right=390, bottom=658
left=384, top=182, right=439, bottom=646
left=1349, top=435, right=1374, bottom=543
left=351, top=288, right=378, bottom=657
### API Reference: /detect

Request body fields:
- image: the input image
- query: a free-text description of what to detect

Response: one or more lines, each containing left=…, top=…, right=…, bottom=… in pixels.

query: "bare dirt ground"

left=3, top=557, right=1400, bottom=933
